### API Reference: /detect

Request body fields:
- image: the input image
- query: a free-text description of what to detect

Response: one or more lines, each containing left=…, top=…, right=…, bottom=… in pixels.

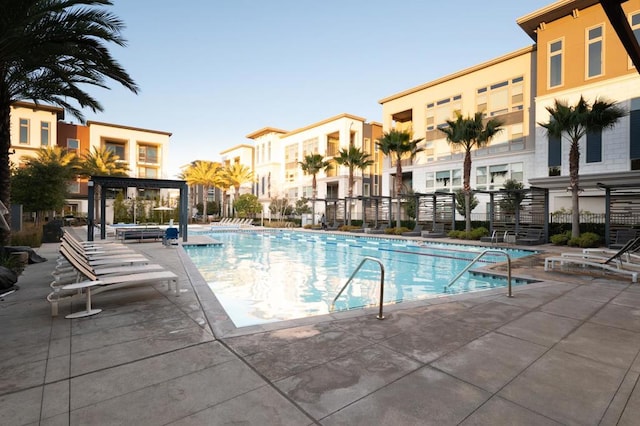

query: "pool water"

left=184, top=230, right=535, bottom=327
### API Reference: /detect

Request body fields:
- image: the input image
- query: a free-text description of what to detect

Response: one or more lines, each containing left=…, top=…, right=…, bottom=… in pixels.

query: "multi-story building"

left=519, top=0, right=640, bottom=212
left=10, top=103, right=172, bottom=217
left=379, top=47, right=536, bottom=214
left=247, top=113, right=382, bottom=220
left=378, top=0, right=640, bottom=217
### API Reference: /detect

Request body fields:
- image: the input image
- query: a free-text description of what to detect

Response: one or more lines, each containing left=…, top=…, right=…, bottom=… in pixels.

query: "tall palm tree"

left=179, top=160, right=221, bottom=222
left=0, top=0, right=138, bottom=243
left=299, top=153, right=332, bottom=223
left=540, top=96, right=626, bottom=238
left=334, top=145, right=373, bottom=225
left=440, top=112, right=503, bottom=233
left=214, top=170, right=233, bottom=219
left=221, top=163, right=254, bottom=217
left=375, top=129, right=424, bottom=228
left=80, top=146, right=130, bottom=222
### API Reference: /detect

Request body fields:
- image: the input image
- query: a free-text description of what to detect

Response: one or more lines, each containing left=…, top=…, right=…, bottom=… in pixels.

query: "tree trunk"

left=0, top=99, right=12, bottom=245
left=202, top=185, right=208, bottom=223
left=464, top=151, right=472, bottom=233
left=395, top=158, right=403, bottom=228
left=348, top=168, right=354, bottom=226
left=569, top=140, right=581, bottom=238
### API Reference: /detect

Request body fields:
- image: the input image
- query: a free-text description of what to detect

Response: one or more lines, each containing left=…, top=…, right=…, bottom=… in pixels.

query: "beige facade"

left=9, top=101, right=64, bottom=167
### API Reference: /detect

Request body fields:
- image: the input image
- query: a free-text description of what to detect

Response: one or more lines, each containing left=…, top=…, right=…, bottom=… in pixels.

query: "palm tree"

left=440, top=112, right=503, bottom=233
left=299, top=153, right=332, bottom=223
left=375, top=129, right=424, bottom=228
left=334, top=146, right=373, bottom=225
left=80, top=146, right=130, bottom=222
left=0, top=0, right=138, bottom=243
left=540, top=96, right=626, bottom=238
left=222, top=163, right=254, bottom=217
left=179, top=160, right=221, bottom=222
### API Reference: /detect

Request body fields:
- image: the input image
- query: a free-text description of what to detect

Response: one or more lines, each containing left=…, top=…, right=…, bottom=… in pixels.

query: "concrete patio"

left=1, top=232, right=640, bottom=425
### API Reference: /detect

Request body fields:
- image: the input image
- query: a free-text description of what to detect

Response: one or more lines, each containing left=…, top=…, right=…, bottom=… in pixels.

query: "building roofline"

left=283, top=113, right=367, bottom=137
left=220, top=144, right=254, bottom=155
left=378, top=45, right=536, bottom=104
left=245, top=127, right=289, bottom=139
left=11, top=101, right=65, bottom=119
left=86, top=120, right=172, bottom=137
left=516, top=0, right=600, bottom=41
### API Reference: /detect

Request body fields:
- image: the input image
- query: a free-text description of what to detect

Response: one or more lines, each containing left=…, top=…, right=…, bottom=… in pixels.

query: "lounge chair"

left=515, top=228, right=545, bottom=245
left=544, top=236, right=640, bottom=283
left=421, top=223, right=446, bottom=239
left=366, top=224, right=388, bottom=234
left=610, top=228, right=638, bottom=249
left=326, top=221, right=342, bottom=231
left=402, top=224, right=423, bottom=237
left=48, top=244, right=178, bottom=317
left=163, top=227, right=179, bottom=246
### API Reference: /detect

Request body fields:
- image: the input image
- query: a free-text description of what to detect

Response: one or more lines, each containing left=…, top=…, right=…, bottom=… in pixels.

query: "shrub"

left=11, top=223, right=43, bottom=247
left=550, top=231, right=571, bottom=245
left=567, top=232, right=600, bottom=248
left=394, top=227, right=409, bottom=235
left=448, top=227, right=487, bottom=240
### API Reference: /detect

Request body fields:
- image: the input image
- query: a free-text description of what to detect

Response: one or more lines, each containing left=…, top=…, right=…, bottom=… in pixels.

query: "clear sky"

left=80, top=0, right=553, bottom=178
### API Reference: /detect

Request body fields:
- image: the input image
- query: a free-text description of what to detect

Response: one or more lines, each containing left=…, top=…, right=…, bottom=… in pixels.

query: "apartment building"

left=378, top=0, right=640, bottom=216
left=10, top=103, right=172, bottom=216
left=247, top=113, right=382, bottom=219
left=379, top=47, right=536, bottom=215
left=520, top=0, right=640, bottom=212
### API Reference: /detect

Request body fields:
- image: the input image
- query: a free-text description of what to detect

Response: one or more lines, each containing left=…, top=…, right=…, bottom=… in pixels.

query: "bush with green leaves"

left=448, top=227, right=488, bottom=240
left=550, top=231, right=572, bottom=245
left=567, top=232, right=600, bottom=248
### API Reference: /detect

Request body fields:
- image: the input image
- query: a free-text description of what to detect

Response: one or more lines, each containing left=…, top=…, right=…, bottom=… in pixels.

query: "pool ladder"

left=446, top=249, right=514, bottom=297
left=330, top=256, right=386, bottom=320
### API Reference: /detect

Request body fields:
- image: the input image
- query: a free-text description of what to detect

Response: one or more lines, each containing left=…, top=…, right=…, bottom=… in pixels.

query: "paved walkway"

left=1, top=232, right=640, bottom=425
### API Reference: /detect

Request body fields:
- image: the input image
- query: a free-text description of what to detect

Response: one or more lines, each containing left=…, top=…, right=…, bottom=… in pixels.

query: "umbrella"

left=153, top=206, right=173, bottom=224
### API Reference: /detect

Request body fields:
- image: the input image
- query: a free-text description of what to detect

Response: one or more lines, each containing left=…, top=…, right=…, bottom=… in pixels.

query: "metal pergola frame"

left=87, top=176, right=189, bottom=242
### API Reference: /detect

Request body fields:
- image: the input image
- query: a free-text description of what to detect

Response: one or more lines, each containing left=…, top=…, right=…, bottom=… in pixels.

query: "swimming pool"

left=183, top=230, right=535, bottom=327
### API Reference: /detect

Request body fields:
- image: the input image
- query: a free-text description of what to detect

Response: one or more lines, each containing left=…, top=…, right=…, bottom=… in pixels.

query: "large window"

left=105, top=141, right=126, bottom=161
left=476, top=163, right=523, bottom=190
left=586, top=131, right=602, bottom=163
left=67, top=138, right=79, bottom=153
left=548, top=134, right=562, bottom=175
left=475, top=77, right=523, bottom=117
left=425, top=169, right=462, bottom=192
left=630, top=98, right=640, bottom=170
left=549, top=39, right=563, bottom=88
left=426, top=95, right=462, bottom=131
left=138, top=167, right=158, bottom=178
left=19, top=118, right=29, bottom=144
left=586, top=25, right=603, bottom=78
left=40, top=121, right=50, bottom=146
left=138, top=145, right=159, bottom=164
left=630, top=12, right=640, bottom=68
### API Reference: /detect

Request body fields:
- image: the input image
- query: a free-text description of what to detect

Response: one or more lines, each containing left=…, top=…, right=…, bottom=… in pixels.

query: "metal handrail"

left=446, top=249, right=513, bottom=298
left=330, top=256, right=386, bottom=320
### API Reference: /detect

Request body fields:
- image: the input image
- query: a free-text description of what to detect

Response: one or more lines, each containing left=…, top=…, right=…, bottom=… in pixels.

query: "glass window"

left=631, top=100, right=640, bottom=167
left=19, top=118, right=29, bottom=144
left=435, top=171, right=450, bottom=188
left=67, top=138, right=79, bottom=152
left=511, top=162, right=524, bottom=182
left=587, top=25, right=603, bottom=78
left=40, top=122, right=50, bottom=146
left=67, top=181, right=80, bottom=194
left=105, top=141, right=126, bottom=161
left=138, top=145, right=158, bottom=163
left=476, top=167, right=487, bottom=186
left=425, top=172, right=434, bottom=189
left=138, top=167, right=157, bottom=178
left=452, top=169, right=462, bottom=187
left=587, top=131, right=602, bottom=163
left=549, top=40, right=563, bottom=87
left=489, top=164, right=508, bottom=187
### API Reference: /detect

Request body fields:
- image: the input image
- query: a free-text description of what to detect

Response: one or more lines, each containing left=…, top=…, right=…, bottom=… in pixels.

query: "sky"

left=79, top=0, right=554, bottom=178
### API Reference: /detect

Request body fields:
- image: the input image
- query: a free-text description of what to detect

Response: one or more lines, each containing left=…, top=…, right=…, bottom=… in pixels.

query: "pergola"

left=87, top=176, right=189, bottom=242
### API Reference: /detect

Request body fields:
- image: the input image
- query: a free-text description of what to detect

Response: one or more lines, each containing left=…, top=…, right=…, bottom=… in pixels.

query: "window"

left=548, top=134, right=562, bottom=175
left=303, top=186, right=313, bottom=198
left=431, top=169, right=462, bottom=191
left=19, top=118, right=29, bottom=144
left=138, top=145, right=158, bottom=163
left=586, top=131, right=602, bottom=163
left=630, top=12, right=640, bottom=68
left=489, top=164, right=509, bottom=187
left=105, top=141, right=126, bottom=161
left=138, top=167, right=157, bottom=178
left=511, top=162, right=524, bottom=183
left=630, top=98, right=640, bottom=169
left=363, top=183, right=370, bottom=197
left=302, top=137, right=319, bottom=156
left=67, top=181, right=80, bottom=194
left=426, top=95, right=462, bottom=130
left=549, top=39, right=563, bottom=87
left=425, top=172, right=435, bottom=190
left=476, top=167, right=487, bottom=189
left=587, top=25, right=603, bottom=78
left=476, top=77, right=524, bottom=117
left=40, top=122, right=50, bottom=146
left=67, top=138, right=79, bottom=152
left=477, top=163, right=522, bottom=189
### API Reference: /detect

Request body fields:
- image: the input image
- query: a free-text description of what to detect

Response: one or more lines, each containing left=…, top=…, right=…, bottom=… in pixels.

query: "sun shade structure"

left=87, top=176, right=188, bottom=242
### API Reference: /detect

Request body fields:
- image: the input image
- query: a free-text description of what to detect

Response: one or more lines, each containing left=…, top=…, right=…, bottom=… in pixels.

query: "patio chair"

left=163, top=227, right=179, bottom=247
left=421, top=223, right=446, bottom=239
left=610, top=228, right=638, bottom=249
left=402, top=224, right=423, bottom=237
left=366, top=224, right=388, bottom=234
left=544, top=236, right=640, bottom=283
left=48, top=244, right=179, bottom=317
left=515, top=228, right=545, bottom=245
left=326, top=221, right=341, bottom=231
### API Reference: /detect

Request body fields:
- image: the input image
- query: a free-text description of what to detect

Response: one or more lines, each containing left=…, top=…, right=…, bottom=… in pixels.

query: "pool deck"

left=2, top=228, right=640, bottom=425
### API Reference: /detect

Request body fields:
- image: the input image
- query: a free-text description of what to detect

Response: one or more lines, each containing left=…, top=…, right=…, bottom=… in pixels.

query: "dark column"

left=87, top=181, right=94, bottom=241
